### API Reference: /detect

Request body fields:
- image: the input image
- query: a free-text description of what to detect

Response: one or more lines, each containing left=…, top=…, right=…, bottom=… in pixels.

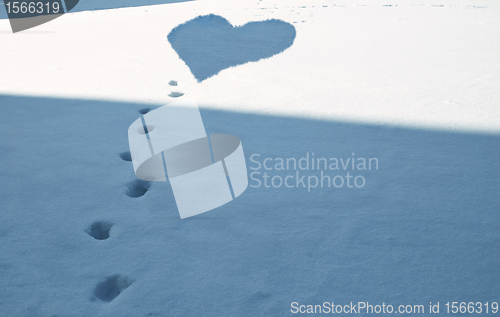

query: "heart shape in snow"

left=167, top=14, right=296, bottom=82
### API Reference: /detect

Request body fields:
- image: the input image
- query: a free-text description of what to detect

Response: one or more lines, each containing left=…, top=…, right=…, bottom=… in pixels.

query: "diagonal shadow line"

left=0, top=94, right=499, bottom=313
left=0, top=0, right=194, bottom=20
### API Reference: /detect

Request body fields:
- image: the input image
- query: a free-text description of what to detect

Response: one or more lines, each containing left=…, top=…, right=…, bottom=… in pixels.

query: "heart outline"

left=168, top=14, right=296, bottom=82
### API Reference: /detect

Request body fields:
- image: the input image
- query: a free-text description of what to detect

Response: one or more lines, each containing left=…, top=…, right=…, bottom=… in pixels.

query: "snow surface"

left=1, top=0, right=499, bottom=316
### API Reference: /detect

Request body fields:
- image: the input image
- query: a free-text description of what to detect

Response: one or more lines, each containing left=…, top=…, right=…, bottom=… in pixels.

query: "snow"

left=1, top=0, right=499, bottom=316
left=1, top=0, right=499, bottom=132
left=167, top=14, right=296, bottom=82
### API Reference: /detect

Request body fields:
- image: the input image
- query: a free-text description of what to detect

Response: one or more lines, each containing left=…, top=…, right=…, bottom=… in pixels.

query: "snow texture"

left=0, top=94, right=498, bottom=316
left=0, top=0, right=499, bottom=316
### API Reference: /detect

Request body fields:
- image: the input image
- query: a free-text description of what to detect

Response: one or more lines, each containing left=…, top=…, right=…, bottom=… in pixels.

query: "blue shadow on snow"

left=168, top=15, right=296, bottom=82
left=0, top=94, right=499, bottom=316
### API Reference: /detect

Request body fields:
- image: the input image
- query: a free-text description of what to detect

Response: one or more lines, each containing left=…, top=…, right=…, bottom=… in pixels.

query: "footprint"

left=168, top=79, right=185, bottom=97
left=86, top=221, right=113, bottom=240
left=119, top=151, right=132, bottom=162
left=93, top=274, right=133, bottom=302
left=168, top=91, right=184, bottom=98
left=126, top=180, right=152, bottom=198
